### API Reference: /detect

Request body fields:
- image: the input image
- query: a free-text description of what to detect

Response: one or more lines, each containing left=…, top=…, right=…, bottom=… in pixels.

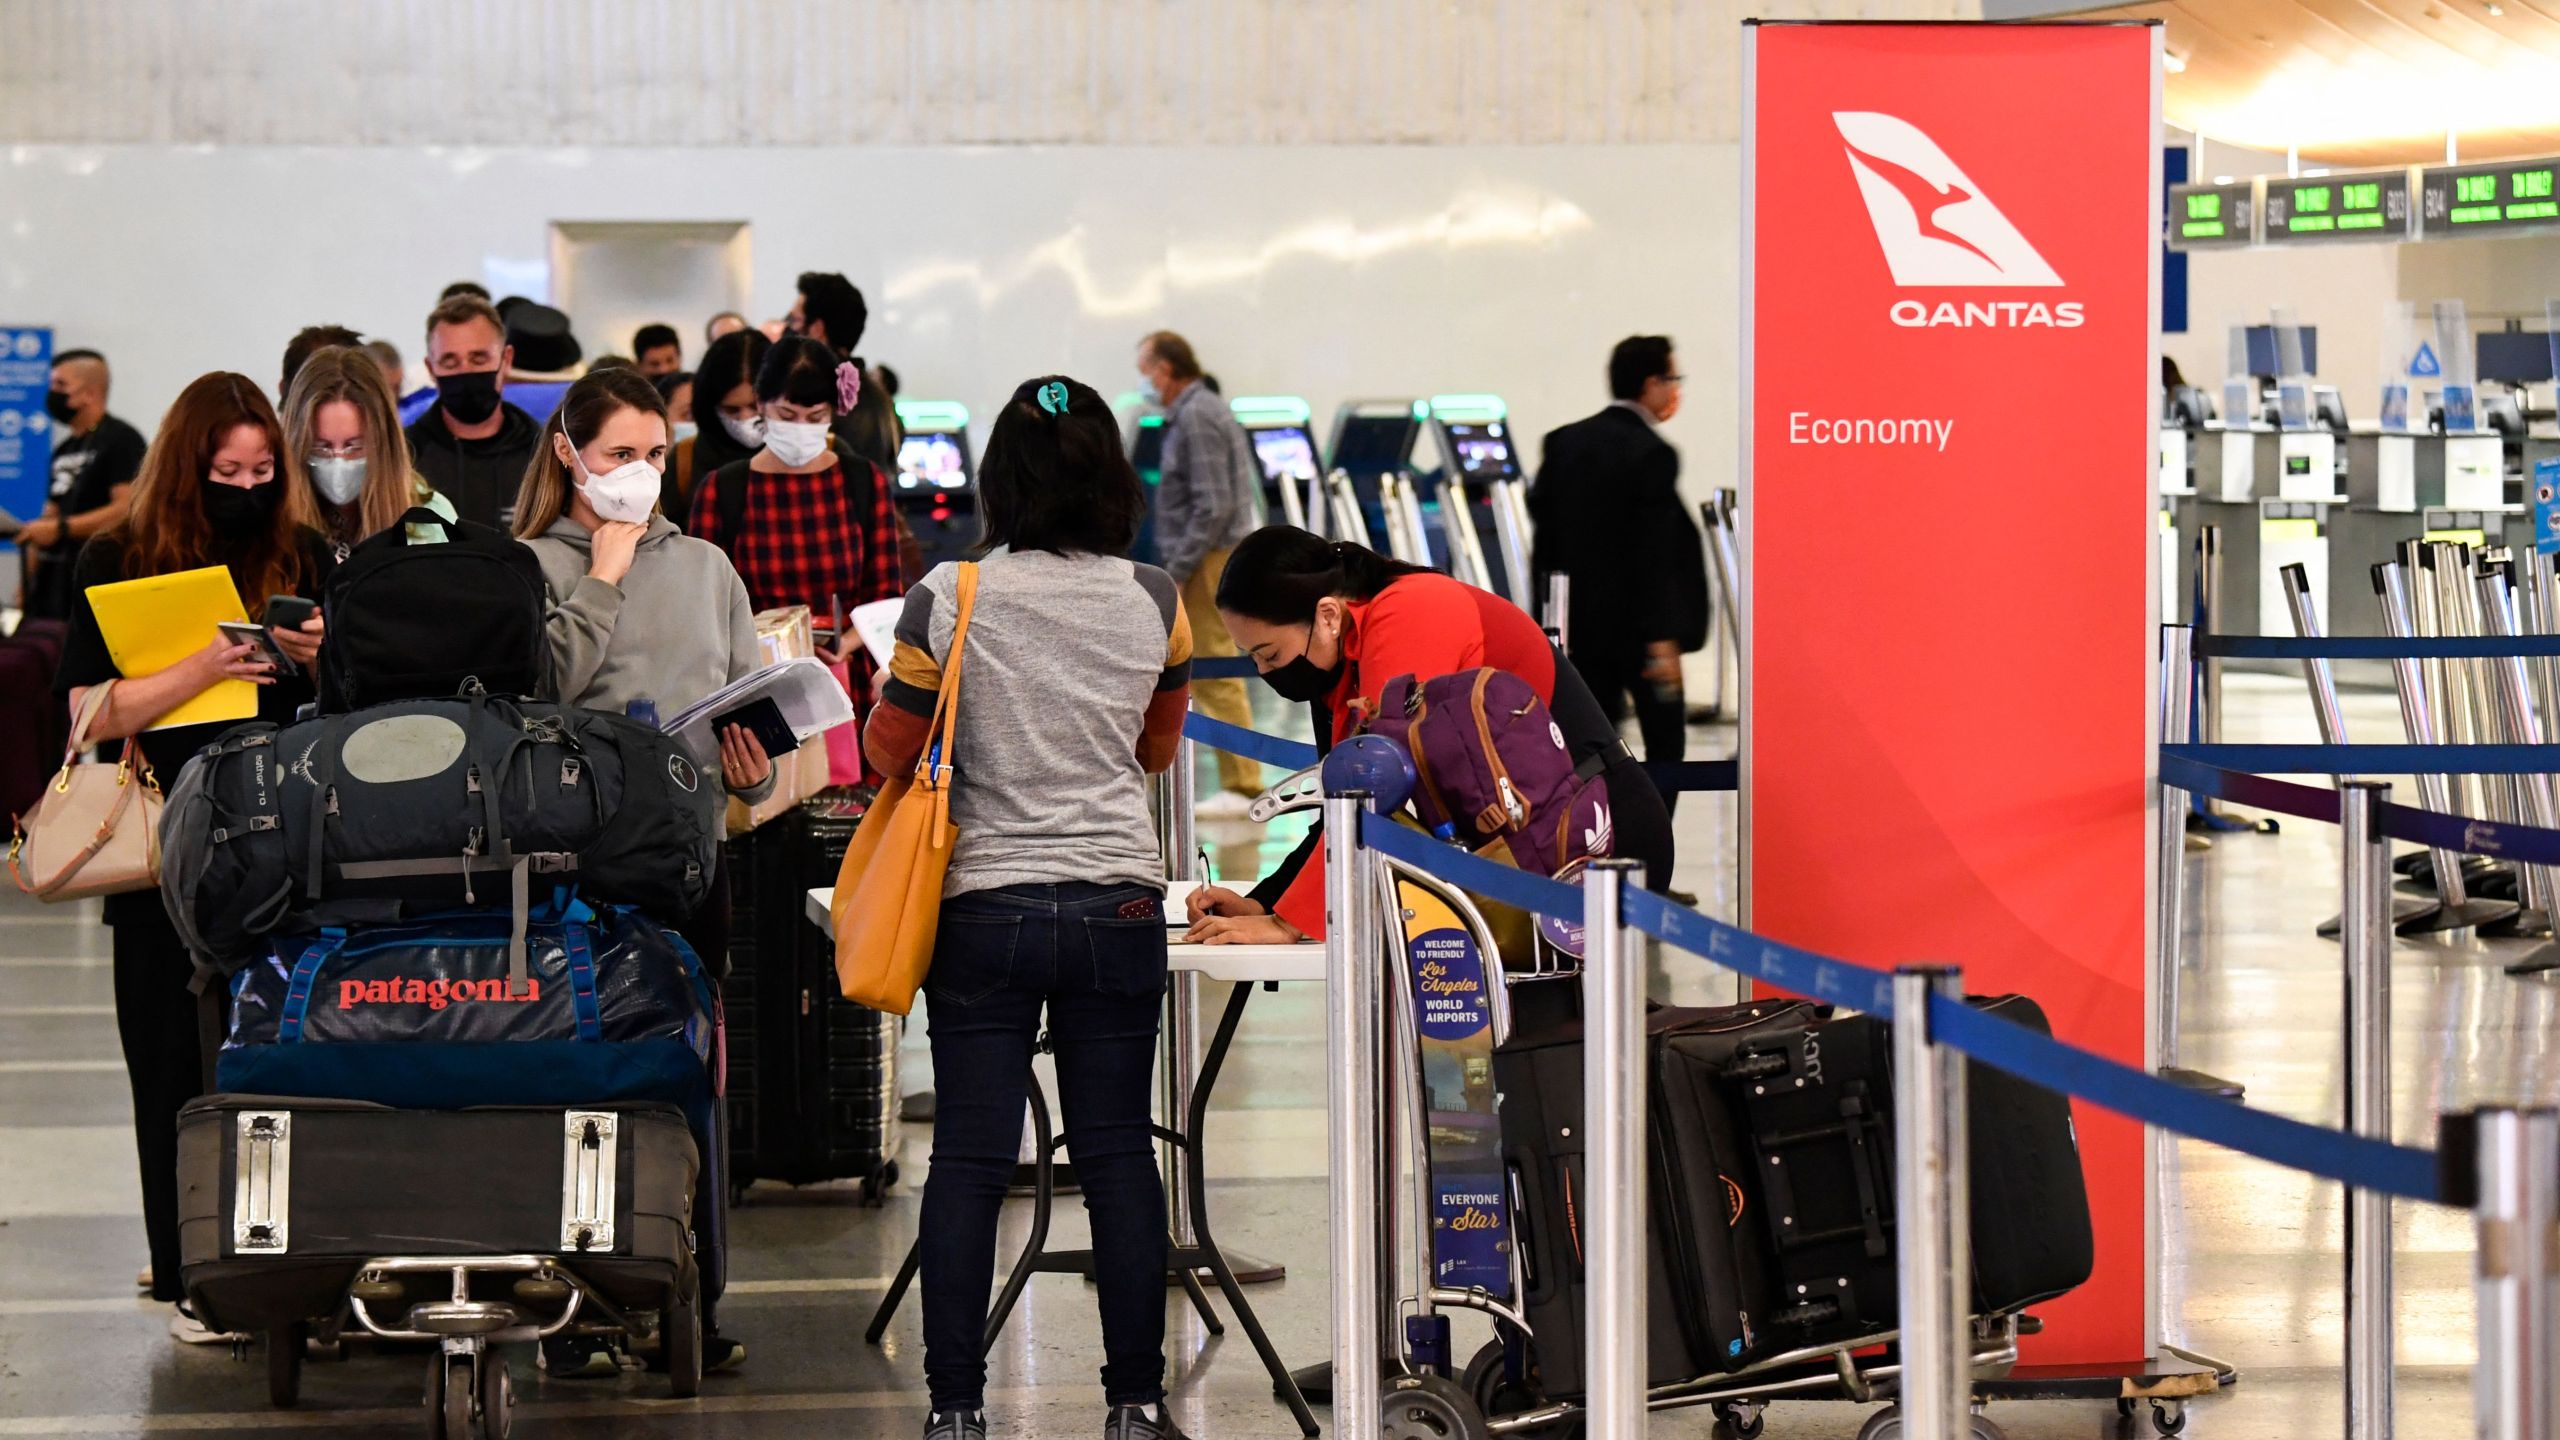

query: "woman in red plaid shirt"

left=690, top=334, right=907, bottom=783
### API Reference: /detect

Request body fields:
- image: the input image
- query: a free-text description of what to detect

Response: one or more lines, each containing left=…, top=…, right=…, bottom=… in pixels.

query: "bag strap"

left=714, top=460, right=750, bottom=544
left=64, top=679, right=117, bottom=758
left=277, top=930, right=346, bottom=1043
left=919, top=563, right=980, bottom=788
left=563, top=919, right=602, bottom=1040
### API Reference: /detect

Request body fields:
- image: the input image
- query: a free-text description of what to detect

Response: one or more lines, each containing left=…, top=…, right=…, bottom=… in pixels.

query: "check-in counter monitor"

left=892, top=401, right=978, bottom=569
left=1428, top=397, right=1535, bottom=606
left=1230, top=396, right=1321, bottom=532
left=1326, top=402, right=1423, bottom=554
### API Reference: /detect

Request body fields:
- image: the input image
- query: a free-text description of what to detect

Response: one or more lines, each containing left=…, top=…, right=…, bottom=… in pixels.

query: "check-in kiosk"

left=1231, top=395, right=1322, bottom=532
left=891, top=400, right=978, bottom=569
left=1326, top=400, right=1425, bottom=557
left=1424, top=394, right=1535, bottom=608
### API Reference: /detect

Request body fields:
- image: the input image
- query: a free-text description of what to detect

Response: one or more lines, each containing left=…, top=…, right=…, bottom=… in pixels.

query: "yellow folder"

left=83, top=565, right=256, bottom=732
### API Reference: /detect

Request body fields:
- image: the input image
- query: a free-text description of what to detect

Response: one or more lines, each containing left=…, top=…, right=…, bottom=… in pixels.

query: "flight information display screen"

left=2264, top=170, right=2411, bottom=242
left=896, top=432, right=971, bottom=493
left=1442, top=421, right=1521, bottom=482
left=1252, top=426, right=1320, bottom=487
left=1331, top=414, right=1417, bottom=476
left=2166, top=181, right=2256, bottom=249
left=2423, top=160, right=2560, bottom=235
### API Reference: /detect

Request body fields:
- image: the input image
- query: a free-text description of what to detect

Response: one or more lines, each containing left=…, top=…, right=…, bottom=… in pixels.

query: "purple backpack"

left=1362, top=669, right=1614, bottom=876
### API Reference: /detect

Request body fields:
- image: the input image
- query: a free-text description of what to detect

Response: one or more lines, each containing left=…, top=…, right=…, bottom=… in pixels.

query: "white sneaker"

left=168, top=1303, right=245, bottom=1346
left=1194, top=790, right=1260, bottom=822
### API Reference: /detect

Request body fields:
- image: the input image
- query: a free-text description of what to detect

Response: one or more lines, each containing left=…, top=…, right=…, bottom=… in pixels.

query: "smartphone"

left=216, top=621, right=297, bottom=676
left=262, top=595, right=318, bottom=631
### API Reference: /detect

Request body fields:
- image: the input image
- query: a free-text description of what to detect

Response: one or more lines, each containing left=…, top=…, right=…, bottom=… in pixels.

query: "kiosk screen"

left=1442, top=422, right=1521, bottom=483
left=897, top=432, right=971, bottom=493
left=1252, top=426, right=1321, bottom=487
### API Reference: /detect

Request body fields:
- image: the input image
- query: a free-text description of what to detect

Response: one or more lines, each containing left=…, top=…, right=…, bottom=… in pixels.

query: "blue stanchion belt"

left=2195, top=633, right=2560, bottom=659
left=1642, top=759, right=1739, bottom=794
left=1190, top=655, right=1261, bottom=681
left=1357, top=810, right=1588, bottom=921
left=1927, top=993, right=2441, bottom=1202
left=1180, top=712, right=1319, bottom=770
left=1620, top=885, right=1899, bottom=1017
left=2164, top=751, right=2560, bottom=865
left=2162, top=741, right=2560, bottom=775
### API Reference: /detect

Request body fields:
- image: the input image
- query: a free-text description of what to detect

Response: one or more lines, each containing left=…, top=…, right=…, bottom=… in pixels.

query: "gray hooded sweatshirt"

left=523, top=514, right=777, bottom=805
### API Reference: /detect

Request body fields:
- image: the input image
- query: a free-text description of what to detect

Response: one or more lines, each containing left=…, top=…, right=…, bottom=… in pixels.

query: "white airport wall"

left=0, top=142, right=1739, bottom=498
left=0, top=0, right=1969, bottom=149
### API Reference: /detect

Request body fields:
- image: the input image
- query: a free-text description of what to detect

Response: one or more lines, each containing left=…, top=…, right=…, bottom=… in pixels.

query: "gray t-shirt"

left=897, top=549, right=1190, bottom=897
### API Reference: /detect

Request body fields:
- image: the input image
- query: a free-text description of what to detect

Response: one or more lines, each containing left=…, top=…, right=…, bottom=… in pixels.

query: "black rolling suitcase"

left=1494, top=999, right=1822, bottom=1398
left=176, top=1095, right=700, bottom=1336
left=722, top=799, right=901, bottom=1199
left=1727, top=994, right=2095, bottom=1347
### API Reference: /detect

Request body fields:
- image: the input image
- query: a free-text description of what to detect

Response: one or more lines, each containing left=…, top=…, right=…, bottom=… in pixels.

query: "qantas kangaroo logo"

left=1833, top=112, right=2061, bottom=288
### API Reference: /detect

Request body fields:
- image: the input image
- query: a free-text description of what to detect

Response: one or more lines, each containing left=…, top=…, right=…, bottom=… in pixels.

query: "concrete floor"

left=0, top=672, right=2546, bottom=1437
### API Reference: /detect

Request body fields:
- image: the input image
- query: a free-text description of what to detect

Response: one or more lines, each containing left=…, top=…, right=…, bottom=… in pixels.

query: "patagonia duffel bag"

left=216, top=898, right=715, bottom=1113
left=161, top=692, right=720, bottom=968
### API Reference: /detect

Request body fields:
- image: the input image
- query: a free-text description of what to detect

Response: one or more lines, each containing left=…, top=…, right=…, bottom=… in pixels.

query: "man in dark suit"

left=1528, top=335, right=1708, bottom=786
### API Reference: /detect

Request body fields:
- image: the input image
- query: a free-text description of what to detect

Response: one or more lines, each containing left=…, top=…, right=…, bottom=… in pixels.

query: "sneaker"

left=925, top=1411, right=988, bottom=1440
left=542, top=1333, right=622, bottom=1378
left=1194, top=790, right=1259, bottom=822
left=704, top=1333, right=747, bottom=1373
left=1105, top=1403, right=1187, bottom=1439
left=168, top=1303, right=245, bottom=1346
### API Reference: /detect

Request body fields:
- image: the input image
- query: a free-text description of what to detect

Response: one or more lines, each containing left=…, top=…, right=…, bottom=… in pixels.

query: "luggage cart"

left=1366, top=852, right=2034, bottom=1440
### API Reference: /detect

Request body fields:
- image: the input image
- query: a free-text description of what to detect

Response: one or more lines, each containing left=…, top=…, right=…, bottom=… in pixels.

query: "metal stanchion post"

left=2339, top=781, right=2395, bottom=1440
left=2158, top=624, right=2194, bottom=1059
left=2288, top=566, right=2439, bottom=938
left=2473, top=562, right=2560, bottom=973
left=1543, top=572, right=1571, bottom=642
left=2374, top=561, right=2513, bottom=932
left=1162, top=733, right=1203, bottom=1248
left=1893, top=967, right=1972, bottom=1440
left=1322, top=792, right=1383, bottom=1440
left=2459, top=1107, right=2560, bottom=1440
left=1581, top=860, right=1646, bottom=1440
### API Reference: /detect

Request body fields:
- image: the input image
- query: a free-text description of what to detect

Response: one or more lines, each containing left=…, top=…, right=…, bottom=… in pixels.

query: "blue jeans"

left=918, top=880, right=1170, bottom=1412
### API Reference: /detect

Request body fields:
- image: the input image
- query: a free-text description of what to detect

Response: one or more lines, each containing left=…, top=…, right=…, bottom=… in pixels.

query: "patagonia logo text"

left=338, top=977, right=541, bottom=1010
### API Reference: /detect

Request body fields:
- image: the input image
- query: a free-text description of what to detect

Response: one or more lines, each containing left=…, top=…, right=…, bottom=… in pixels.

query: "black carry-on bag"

left=1725, top=993, right=2096, bottom=1349
left=318, top=509, right=548, bottom=714
left=1493, top=999, right=1824, bottom=1398
left=175, top=1096, right=712, bottom=1418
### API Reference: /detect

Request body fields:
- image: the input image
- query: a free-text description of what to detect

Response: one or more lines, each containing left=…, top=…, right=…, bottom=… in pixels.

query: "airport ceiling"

left=1992, top=0, right=2560, bottom=166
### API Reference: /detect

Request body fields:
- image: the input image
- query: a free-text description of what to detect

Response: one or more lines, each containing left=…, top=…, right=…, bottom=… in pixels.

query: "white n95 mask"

left=565, top=438, right=661, bottom=525
left=309, top=455, right=367, bottom=507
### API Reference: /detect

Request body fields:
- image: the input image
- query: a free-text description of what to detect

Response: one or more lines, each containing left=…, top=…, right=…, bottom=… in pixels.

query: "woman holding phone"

left=514, top=365, right=770, bottom=1379
left=53, top=372, right=332, bottom=1344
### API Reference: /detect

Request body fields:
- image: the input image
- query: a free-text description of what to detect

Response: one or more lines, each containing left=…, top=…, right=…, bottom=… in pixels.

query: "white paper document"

left=663, top=657, right=856, bottom=767
left=851, top=596, right=905, bottom=671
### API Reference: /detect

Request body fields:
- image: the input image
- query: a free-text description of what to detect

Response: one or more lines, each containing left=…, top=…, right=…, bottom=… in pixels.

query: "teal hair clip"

left=1036, top=381, right=1070, bottom=416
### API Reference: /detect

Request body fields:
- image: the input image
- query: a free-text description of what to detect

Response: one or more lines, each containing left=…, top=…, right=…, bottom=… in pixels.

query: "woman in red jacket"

left=1184, top=526, right=1675, bottom=946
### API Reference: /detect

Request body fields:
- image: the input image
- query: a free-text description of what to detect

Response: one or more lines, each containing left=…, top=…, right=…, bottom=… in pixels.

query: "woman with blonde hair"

left=277, top=343, right=455, bottom=560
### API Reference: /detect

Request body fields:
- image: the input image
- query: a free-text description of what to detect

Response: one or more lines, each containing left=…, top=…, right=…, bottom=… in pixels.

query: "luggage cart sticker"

left=1390, top=877, right=1511, bottom=1295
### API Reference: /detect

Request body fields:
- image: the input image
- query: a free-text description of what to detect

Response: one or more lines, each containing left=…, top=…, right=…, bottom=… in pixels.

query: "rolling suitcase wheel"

left=1380, top=1372, right=1493, bottom=1440
left=664, top=1277, right=705, bottom=1399
left=266, top=1322, right=304, bottom=1408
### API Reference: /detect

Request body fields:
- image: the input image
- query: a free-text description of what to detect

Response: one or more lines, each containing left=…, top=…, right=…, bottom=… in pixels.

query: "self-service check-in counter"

left=2320, top=429, right=2514, bottom=637
left=2176, top=429, right=2345, bottom=638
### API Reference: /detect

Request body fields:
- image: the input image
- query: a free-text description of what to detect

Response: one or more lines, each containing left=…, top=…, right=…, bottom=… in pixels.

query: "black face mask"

left=1263, top=621, right=1344, bottom=703
left=43, top=390, right=77, bottom=425
left=435, top=368, right=503, bottom=425
left=201, top=478, right=282, bottom=539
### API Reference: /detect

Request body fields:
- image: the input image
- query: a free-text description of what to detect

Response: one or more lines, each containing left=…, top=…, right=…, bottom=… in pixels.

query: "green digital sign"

left=2424, top=161, right=2560, bottom=234
left=2266, top=169, right=2410, bottom=242
left=2166, top=180, right=2257, bottom=249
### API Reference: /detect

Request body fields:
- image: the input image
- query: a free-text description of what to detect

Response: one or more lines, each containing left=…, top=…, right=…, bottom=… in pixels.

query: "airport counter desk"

left=803, top=885, right=1332, bottom=1435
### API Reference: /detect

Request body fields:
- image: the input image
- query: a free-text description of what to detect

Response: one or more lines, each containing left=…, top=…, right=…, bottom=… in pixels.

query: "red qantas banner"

left=1744, top=22, right=2159, bottom=1366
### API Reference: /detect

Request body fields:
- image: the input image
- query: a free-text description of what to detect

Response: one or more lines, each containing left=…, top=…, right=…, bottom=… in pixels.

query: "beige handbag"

left=8, top=680, right=164, bottom=901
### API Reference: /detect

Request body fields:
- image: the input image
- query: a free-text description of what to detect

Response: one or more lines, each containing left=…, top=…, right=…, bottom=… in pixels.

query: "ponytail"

left=1214, top=525, right=1427, bottom=625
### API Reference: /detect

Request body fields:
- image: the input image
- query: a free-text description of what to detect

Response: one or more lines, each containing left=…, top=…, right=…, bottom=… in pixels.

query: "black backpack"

left=321, top=508, right=547, bottom=712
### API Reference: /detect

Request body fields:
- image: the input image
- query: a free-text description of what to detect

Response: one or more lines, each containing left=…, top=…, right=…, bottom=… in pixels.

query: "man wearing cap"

left=404, top=293, right=543, bottom=529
